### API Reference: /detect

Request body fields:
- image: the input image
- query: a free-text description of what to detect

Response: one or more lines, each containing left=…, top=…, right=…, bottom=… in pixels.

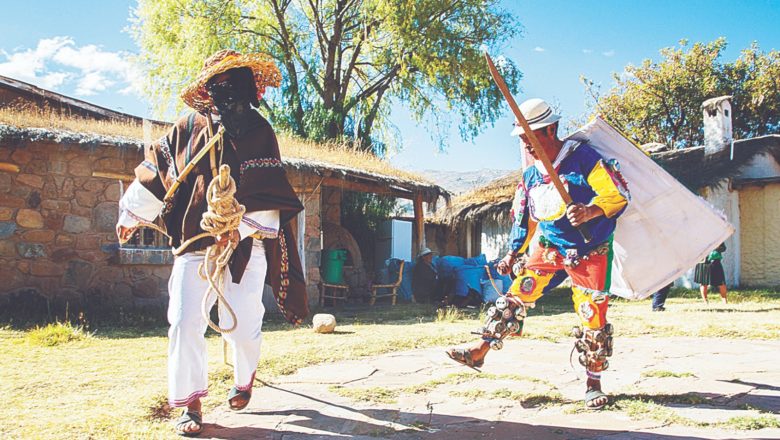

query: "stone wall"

left=0, top=136, right=168, bottom=315
left=288, top=169, right=323, bottom=305
left=0, top=134, right=327, bottom=317
left=321, top=187, right=342, bottom=224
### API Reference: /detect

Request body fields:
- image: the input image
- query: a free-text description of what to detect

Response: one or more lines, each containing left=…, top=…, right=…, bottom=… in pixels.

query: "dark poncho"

left=135, top=111, right=308, bottom=324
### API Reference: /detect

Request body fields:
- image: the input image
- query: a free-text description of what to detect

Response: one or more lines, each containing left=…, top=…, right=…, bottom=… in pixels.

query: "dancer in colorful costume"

left=447, top=98, right=629, bottom=410
left=116, top=50, right=307, bottom=436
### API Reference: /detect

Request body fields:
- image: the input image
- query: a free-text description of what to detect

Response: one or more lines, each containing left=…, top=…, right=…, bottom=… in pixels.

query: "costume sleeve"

left=508, top=181, right=537, bottom=255
left=117, top=179, right=164, bottom=229
left=134, top=121, right=182, bottom=201
left=234, top=124, right=303, bottom=226
left=510, top=217, right=537, bottom=256
left=586, top=160, right=629, bottom=218
left=238, top=210, right=280, bottom=240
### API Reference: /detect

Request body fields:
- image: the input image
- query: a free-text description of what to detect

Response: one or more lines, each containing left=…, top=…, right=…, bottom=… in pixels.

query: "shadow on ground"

left=203, top=388, right=771, bottom=440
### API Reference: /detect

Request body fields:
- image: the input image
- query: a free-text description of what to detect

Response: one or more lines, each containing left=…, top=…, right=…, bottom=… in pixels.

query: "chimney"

left=702, top=95, right=733, bottom=155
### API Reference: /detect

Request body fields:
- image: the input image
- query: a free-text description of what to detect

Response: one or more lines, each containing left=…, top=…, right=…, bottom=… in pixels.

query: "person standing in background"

left=699, top=243, right=728, bottom=304
left=651, top=283, right=673, bottom=311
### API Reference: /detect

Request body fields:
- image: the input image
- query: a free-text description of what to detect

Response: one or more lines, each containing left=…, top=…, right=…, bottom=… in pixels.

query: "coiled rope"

left=125, top=164, right=245, bottom=334
left=195, top=164, right=245, bottom=334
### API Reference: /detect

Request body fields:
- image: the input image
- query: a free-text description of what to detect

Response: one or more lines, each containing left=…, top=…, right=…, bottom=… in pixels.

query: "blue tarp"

left=394, top=253, right=571, bottom=304
left=453, top=265, right=485, bottom=297
left=397, top=259, right=415, bottom=302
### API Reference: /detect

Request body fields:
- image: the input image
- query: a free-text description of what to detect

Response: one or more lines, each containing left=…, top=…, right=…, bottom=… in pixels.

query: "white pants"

left=167, top=241, right=267, bottom=407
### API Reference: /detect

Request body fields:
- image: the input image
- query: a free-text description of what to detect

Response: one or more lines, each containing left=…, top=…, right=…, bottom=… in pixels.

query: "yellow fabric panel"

left=515, top=219, right=537, bottom=256
left=571, top=286, right=609, bottom=329
left=508, top=267, right=552, bottom=303
left=586, top=161, right=627, bottom=218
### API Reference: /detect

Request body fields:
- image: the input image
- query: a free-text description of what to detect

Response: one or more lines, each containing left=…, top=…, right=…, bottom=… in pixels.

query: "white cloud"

left=582, top=49, right=593, bottom=54
left=75, top=71, right=114, bottom=96
left=602, top=50, right=616, bottom=57
left=533, top=46, right=546, bottom=53
left=0, top=36, right=142, bottom=97
left=40, top=72, right=71, bottom=89
left=0, top=36, right=72, bottom=82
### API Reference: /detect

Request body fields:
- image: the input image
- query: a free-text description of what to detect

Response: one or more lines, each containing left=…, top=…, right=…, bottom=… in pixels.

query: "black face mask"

left=206, top=70, right=258, bottom=137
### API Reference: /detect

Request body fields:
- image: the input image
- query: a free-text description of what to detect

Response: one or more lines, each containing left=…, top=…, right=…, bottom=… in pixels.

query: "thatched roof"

left=0, top=77, right=448, bottom=202
left=0, top=74, right=168, bottom=127
left=442, top=134, right=780, bottom=223
left=440, top=170, right=519, bottom=224
left=0, top=121, right=448, bottom=203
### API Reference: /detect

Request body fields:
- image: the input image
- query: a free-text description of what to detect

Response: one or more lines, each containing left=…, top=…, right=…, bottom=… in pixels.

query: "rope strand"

left=124, top=164, right=245, bottom=334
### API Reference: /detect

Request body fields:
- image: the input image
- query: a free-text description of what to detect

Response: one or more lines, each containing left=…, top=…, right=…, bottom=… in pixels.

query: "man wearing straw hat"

left=447, top=98, right=630, bottom=410
left=116, top=50, right=307, bottom=436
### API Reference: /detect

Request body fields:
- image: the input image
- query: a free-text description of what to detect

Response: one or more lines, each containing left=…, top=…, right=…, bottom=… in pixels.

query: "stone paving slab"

left=204, top=337, right=780, bottom=439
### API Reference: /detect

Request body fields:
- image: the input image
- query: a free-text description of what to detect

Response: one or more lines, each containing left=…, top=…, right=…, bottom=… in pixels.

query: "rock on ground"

left=312, top=314, right=337, bottom=334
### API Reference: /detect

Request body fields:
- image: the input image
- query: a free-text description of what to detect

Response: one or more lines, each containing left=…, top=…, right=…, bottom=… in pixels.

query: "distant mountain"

left=420, top=168, right=514, bottom=195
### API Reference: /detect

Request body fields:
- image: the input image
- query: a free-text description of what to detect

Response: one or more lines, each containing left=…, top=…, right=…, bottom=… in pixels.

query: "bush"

left=436, top=306, right=464, bottom=323
left=25, top=321, right=91, bottom=347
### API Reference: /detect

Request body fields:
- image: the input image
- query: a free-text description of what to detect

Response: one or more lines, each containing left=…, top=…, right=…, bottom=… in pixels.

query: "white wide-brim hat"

left=417, top=247, right=435, bottom=258
left=509, top=98, right=561, bottom=136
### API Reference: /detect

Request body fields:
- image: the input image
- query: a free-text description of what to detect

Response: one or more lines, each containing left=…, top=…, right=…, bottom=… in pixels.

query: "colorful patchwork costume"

left=507, top=140, right=629, bottom=377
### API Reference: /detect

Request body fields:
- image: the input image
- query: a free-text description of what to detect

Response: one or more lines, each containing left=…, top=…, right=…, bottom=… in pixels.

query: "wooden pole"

left=413, top=193, right=425, bottom=258
left=483, top=52, right=591, bottom=242
left=321, top=177, right=415, bottom=200
left=0, top=163, right=21, bottom=174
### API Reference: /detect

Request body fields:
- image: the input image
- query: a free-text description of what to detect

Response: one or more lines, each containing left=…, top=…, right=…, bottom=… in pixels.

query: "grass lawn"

left=1, top=287, right=779, bottom=439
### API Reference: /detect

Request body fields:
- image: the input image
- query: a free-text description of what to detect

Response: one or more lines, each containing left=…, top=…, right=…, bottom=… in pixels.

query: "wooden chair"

left=318, top=282, right=349, bottom=307
left=369, top=260, right=405, bottom=306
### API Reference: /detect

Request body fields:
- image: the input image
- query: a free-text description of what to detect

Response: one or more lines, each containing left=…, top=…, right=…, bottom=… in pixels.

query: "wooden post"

left=465, top=220, right=472, bottom=257
left=413, top=193, right=425, bottom=258
left=0, top=162, right=21, bottom=173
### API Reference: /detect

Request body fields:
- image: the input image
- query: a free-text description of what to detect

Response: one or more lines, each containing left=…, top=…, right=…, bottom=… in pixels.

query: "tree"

left=583, top=39, right=780, bottom=149
left=130, top=0, right=522, bottom=153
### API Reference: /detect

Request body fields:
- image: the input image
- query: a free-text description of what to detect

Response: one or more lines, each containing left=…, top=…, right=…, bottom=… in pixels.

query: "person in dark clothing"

left=698, top=243, right=728, bottom=304
left=117, top=50, right=306, bottom=437
left=412, top=248, right=438, bottom=303
left=651, top=283, right=673, bottom=311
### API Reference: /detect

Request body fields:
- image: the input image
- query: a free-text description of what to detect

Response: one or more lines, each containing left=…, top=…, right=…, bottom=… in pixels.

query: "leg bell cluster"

left=476, top=295, right=527, bottom=351
left=572, top=323, right=614, bottom=371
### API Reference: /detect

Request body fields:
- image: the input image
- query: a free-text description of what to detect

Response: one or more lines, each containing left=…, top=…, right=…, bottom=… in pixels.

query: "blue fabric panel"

left=453, top=265, right=484, bottom=297
left=397, top=259, right=415, bottom=301
left=436, top=255, right=467, bottom=278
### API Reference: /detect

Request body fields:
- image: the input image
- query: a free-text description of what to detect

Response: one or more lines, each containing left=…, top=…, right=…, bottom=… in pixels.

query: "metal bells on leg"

left=572, top=323, right=613, bottom=371
left=474, top=296, right=527, bottom=351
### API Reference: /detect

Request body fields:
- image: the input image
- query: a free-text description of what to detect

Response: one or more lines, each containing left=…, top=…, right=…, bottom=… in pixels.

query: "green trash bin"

left=322, top=249, right=347, bottom=284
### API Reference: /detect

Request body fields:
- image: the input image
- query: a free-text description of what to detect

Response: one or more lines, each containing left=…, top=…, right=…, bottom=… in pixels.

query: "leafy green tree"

left=583, top=39, right=780, bottom=148
left=131, top=0, right=521, bottom=153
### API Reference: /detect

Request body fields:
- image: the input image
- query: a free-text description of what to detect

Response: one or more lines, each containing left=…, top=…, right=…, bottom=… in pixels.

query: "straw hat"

left=180, top=49, right=282, bottom=113
left=509, top=98, right=561, bottom=136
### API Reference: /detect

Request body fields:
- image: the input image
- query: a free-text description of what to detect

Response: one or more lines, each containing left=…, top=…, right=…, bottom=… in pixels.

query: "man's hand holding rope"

left=215, top=230, right=240, bottom=248
left=117, top=225, right=135, bottom=244
left=496, top=253, right=514, bottom=276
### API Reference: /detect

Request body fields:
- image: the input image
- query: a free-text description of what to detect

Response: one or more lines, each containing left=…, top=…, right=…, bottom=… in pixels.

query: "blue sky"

left=1, top=1, right=778, bottom=171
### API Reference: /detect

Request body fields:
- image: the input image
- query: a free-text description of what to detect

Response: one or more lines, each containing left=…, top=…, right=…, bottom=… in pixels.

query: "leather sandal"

left=584, top=388, right=609, bottom=410
left=445, top=348, right=484, bottom=369
left=227, top=386, right=252, bottom=411
left=174, top=410, right=203, bottom=437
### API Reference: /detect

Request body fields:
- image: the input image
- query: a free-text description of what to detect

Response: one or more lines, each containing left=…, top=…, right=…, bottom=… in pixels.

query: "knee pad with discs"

left=476, top=296, right=527, bottom=350
left=572, top=323, right=614, bottom=372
